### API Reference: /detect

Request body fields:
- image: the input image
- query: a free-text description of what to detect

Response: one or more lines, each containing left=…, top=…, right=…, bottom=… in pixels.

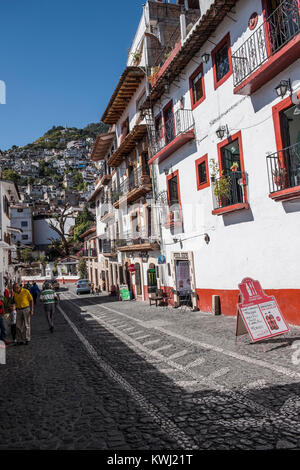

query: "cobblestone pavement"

left=1, top=286, right=300, bottom=450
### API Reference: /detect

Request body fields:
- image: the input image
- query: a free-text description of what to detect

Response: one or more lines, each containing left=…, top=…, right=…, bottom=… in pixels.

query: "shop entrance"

left=147, top=263, right=157, bottom=294
left=175, top=259, right=192, bottom=307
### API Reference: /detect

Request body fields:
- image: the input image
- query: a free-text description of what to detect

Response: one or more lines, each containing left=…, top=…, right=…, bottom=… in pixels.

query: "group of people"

left=0, top=281, right=60, bottom=346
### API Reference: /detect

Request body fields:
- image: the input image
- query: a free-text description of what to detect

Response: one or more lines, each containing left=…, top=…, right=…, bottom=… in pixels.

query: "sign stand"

left=235, top=278, right=289, bottom=343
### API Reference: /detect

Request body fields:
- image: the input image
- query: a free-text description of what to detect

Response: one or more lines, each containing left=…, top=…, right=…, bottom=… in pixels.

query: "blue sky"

left=0, top=0, right=143, bottom=150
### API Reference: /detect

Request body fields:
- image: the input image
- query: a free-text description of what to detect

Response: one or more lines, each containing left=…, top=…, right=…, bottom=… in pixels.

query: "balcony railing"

left=115, top=229, right=158, bottom=248
left=102, top=239, right=117, bottom=254
left=149, top=109, right=194, bottom=158
left=267, top=142, right=300, bottom=193
left=232, top=0, right=300, bottom=87
left=111, top=166, right=151, bottom=205
left=212, top=171, right=247, bottom=211
left=82, top=248, right=97, bottom=258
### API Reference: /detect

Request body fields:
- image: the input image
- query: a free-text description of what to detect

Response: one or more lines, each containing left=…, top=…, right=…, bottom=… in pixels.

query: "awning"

left=101, top=67, right=145, bottom=125
left=90, top=130, right=116, bottom=161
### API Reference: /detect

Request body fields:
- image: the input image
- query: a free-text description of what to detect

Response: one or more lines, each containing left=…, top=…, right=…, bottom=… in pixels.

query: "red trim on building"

left=212, top=130, right=249, bottom=215
left=212, top=33, right=233, bottom=90
left=195, top=287, right=300, bottom=326
left=269, top=185, right=300, bottom=202
left=166, top=170, right=182, bottom=207
left=151, top=41, right=182, bottom=88
left=195, top=154, right=210, bottom=190
left=148, top=130, right=195, bottom=165
left=272, top=95, right=293, bottom=152
left=189, top=63, right=206, bottom=110
left=212, top=202, right=249, bottom=215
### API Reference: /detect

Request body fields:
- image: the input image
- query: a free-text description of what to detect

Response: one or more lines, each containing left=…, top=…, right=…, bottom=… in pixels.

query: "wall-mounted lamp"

left=204, top=233, right=210, bottom=245
left=173, top=238, right=179, bottom=244
left=164, top=168, right=169, bottom=176
left=201, top=53, right=210, bottom=64
left=275, top=79, right=292, bottom=98
left=216, top=124, right=229, bottom=140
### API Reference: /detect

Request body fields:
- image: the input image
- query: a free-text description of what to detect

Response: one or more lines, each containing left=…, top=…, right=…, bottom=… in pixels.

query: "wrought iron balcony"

left=212, top=171, right=248, bottom=214
left=111, top=166, right=151, bottom=207
left=115, top=229, right=159, bottom=251
left=82, top=248, right=97, bottom=258
left=267, top=143, right=300, bottom=198
left=232, top=0, right=300, bottom=88
left=148, top=109, right=195, bottom=161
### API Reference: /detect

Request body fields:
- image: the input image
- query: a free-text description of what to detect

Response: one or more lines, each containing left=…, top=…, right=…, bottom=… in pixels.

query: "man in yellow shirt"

left=13, top=283, right=34, bottom=345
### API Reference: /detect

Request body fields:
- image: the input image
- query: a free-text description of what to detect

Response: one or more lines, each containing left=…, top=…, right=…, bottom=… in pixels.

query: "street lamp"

left=201, top=53, right=210, bottom=64
left=275, top=79, right=292, bottom=98
left=216, top=125, right=229, bottom=140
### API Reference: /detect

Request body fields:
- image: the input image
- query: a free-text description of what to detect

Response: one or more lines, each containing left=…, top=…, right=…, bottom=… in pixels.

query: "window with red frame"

left=195, top=155, right=209, bottom=190
left=212, top=34, right=232, bottom=89
left=168, top=174, right=179, bottom=206
left=190, top=64, right=205, bottom=109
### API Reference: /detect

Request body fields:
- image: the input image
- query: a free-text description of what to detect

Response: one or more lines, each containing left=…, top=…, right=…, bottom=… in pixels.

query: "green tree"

left=20, top=247, right=32, bottom=263
left=73, top=207, right=94, bottom=242
left=3, top=169, right=21, bottom=184
left=78, top=257, right=88, bottom=279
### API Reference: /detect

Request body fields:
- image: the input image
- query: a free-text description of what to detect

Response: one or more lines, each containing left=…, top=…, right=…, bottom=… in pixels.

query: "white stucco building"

left=0, top=179, right=21, bottom=292
left=89, top=0, right=300, bottom=325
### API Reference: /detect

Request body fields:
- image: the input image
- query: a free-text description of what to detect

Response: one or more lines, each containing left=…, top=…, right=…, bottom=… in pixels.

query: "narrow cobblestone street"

left=1, top=287, right=300, bottom=450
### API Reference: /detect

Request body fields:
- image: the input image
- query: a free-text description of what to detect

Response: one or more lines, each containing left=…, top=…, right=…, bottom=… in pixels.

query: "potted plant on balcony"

left=230, top=161, right=239, bottom=172
left=147, top=66, right=160, bottom=86
left=272, top=167, right=286, bottom=188
left=131, top=51, right=141, bottom=66
left=213, top=174, right=231, bottom=207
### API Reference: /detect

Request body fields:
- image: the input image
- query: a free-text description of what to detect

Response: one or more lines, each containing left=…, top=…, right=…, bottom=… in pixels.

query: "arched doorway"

left=147, top=263, right=157, bottom=294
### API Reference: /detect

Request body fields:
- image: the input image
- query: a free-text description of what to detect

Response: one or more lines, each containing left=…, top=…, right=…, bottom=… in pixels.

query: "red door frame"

left=217, top=131, right=248, bottom=204
left=189, top=63, right=206, bottom=110
left=166, top=170, right=182, bottom=225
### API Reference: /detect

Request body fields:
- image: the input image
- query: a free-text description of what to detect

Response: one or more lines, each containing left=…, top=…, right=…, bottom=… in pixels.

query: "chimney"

left=180, top=13, right=187, bottom=42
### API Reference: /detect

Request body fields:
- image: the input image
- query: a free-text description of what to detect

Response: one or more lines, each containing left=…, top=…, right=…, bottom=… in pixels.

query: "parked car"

left=76, top=279, right=91, bottom=295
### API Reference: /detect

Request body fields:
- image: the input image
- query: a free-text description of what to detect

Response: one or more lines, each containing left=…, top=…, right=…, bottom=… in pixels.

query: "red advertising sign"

left=237, top=278, right=289, bottom=342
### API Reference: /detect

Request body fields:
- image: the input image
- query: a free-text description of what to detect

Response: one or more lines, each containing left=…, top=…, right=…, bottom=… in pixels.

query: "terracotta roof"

left=101, top=67, right=145, bottom=125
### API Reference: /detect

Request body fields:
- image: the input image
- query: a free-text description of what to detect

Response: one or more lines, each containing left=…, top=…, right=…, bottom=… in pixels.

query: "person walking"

left=30, top=282, right=40, bottom=305
left=12, top=283, right=34, bottom=346
left=40, top=282, right=59, bottom=333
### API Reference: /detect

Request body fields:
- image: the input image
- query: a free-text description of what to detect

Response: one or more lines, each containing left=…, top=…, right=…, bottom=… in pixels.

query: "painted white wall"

left=152, top=0, right=300, bottom=291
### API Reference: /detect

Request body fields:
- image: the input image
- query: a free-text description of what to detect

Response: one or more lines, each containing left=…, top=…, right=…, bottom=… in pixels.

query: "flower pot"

left=231, top=167, right=238, bottom=172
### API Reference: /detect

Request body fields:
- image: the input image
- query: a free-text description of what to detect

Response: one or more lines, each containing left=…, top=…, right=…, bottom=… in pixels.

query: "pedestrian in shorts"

left=40, top=282, right=59, bottom=333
